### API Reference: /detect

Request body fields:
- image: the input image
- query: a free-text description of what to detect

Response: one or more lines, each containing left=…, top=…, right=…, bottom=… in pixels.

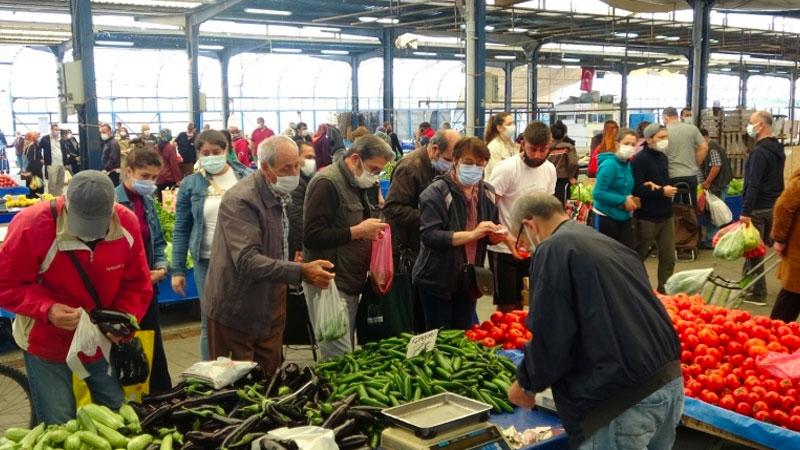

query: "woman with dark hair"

left=635, top=120, right=651, bottom=152
left=171, top=130, right=252, bottom=360
left=23, top=131, right=44, bottom=197
left=588, top=120, right=619, bottom=177
left=548, top=120, right=579, bottom=204
left=593, top=128, right=639, bottom=249
left=413, top=137, right=504, bottom=330
left=484, top=112, right=518, bottom=178
left=312, top=123, right=332, bottom=169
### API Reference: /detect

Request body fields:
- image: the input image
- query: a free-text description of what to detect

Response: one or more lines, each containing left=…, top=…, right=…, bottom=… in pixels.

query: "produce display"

left=727, top=179, right=744, bottom=196
left=316, top=330, right=517, bottom=414
left=465, top=310, right=532, bottom=350
left=569, top=183, right=593, bottom=203
left=156, top=200, right=193, bottom=270
left=662, top=293, right=800, bottom=431
left=713, top=221, right=763, bottom=261
left=2, top=193, right=55, bottom=208
left=0, top=174, right=18, bottom=188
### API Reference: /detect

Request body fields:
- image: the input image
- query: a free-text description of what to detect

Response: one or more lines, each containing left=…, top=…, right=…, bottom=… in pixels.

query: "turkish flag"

left=580, top=67, right=595, bottom=92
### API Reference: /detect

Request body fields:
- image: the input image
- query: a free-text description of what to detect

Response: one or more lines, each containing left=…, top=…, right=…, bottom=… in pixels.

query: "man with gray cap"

left=0, top=170, right=152, bottom=424
left=632, top=123, right=678, bottom=293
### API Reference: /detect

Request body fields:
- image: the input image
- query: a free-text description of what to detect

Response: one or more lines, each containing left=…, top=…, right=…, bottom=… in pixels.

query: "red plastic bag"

left=757, top=350, right=800, bottom=381
left=370, top=227, right=394, bottom=296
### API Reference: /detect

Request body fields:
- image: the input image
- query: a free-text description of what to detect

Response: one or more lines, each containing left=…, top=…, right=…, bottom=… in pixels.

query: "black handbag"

left=459, top=264, right=494, bottom=299
left=51, top=200, right=150, bottom=386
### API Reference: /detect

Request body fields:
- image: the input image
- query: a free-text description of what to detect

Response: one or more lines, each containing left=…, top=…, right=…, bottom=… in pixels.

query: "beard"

left=522, top=152, right=546, bottom=168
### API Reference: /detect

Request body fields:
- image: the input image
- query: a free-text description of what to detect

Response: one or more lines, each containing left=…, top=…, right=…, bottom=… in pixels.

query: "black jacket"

left=38, top=135, right=68, bottom=167
left=517, top=220, right=681, bottom=446
left=412, top=175, right=498, bottom=299
left=288, top=172, right=311, bottom=259
left=743, top=137, right=785, bottom=215
left=383, top=148, right=437, bottom=260
left=702, top=140, right=733, bottom=197
left=175, top=132, right=197, bottom=164
left=631, top=145, right=672, bottom=222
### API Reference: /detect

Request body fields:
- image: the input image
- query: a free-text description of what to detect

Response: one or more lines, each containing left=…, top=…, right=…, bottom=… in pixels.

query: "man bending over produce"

left=506, top=192, right=683, bottom=449
left=0, top=170, right=153, bottom=424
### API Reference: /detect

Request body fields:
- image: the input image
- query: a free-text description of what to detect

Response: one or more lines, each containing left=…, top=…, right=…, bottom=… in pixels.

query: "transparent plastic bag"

left=713, top=225, right=746, bottom=260
left=665, top=268, right=714, bottom=295
left=181, top=357, right=257, bottom=389
left=369, top=228, right=394, bottom=296
left=757, top=350, right=800, bottom=381
left=314, top=281, right=348, bottom=344
left=705, top=191, right=732, bottom=226
left=742, top=222, right=761, bottom=251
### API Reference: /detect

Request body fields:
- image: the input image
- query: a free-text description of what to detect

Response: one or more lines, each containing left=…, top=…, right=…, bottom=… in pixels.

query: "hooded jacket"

left=742, top=137, right=785, bottom=215
left=631, top=144, right=673, bottom=222
left=592, top=152, right=634, bottom=222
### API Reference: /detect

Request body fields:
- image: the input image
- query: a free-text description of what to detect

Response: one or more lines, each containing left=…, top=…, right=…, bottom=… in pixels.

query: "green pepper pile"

left=317, top=330, right=517, bottom=414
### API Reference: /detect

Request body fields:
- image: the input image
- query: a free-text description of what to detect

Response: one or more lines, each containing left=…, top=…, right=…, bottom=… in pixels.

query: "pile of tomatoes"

left=0, top=174, right=18, bottom=188
left=465, top=310, right=532, bottom=350
left=661, top=293, right=800, bottom=431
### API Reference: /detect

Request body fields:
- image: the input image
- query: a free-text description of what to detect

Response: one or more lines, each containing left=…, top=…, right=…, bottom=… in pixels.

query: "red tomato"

left=755, top=411, right=773, bottom=423
left=747, top=345, right=769, bottom=357
left=502, top=342, right=516, bottom=350
left=502, top=313, right=520, bottom=325
left=524, top=330, right=533, bottom=340
left=465, top=330, right=477, bottom=341
left=480, top=320, right=494, bottom=331
left=698, top=328, right=720, bottom=346
left=719, top=395, right=736, bottom=410
left=509, top=322, right=526, bottom=332
left=482, top=337, right=497, bottom=347
left=489, top=327, right=504, bottom=342
left=752, top=400, right=769, bottom=413
left=751, top=386, right=767, bottom=397
left=507, top=328, right=524, bottom=339
left=513, top=337, right=528, bottom=348
left=707, top=374, right=725, bottom=392
left=694, top=343, right=709, bottom=356
left=772, top=410, right=789, bottom=427
left=490, top=312, right=504, bottom=323
left=474, top=329, right=489, bottom=340
left=792, top=406, right=800, bottom=417
left=725, top=374, right=740, bottom=390
left=779, top=379, right=794, bottom=392
left=729, top=353, right=745, bottom=366
left=777, top=325, right=793, bottom=337
left=752, top=325, right=770, bottom=340
left=701, top=390, right=719, bottom=405
left=764, top=390, right=781, bottom=407
left=780, top=334, right=800, bottom=351
left=736, top=402, right=752, bottom=416
left=747, top=393, right=761, bottom=405
left=781, top=395, right=796, bottom=411
left=789, top=415, right=800, bottom=431
left=767, top=341, right=784, bottom=352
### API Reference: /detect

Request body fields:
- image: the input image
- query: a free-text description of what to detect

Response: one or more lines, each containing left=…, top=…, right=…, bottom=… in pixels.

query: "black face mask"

left=522, top=152, right=547, bottom=168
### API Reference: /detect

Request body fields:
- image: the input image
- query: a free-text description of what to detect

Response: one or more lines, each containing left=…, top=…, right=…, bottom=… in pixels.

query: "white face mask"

left=655, top=140, right=669, bottom=151
left=524, top=225, right=541, bottom=253
left=356, top=160, right=379, bottom=188
left=505, top=124, right=516, bottom=139
left=269, top=166, right=300, bottom=195
left=301, top=158, right=316, bottom=177
left=617, top=144, right=636, bottom=160
left=100, top=133, right=111, bottom=141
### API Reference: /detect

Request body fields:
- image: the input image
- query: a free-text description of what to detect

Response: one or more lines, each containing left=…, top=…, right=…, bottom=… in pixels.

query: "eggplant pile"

left=132, top=363, right=379, bottom=449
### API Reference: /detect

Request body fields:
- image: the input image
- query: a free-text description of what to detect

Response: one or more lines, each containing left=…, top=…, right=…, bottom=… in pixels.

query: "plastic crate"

left=725, top=195, right=742, bottom=222
left=157, top=270, right=199, bottom=304
left=0, top=186, right=29, bottom=196
left=380, top=179, right=390, bottom=199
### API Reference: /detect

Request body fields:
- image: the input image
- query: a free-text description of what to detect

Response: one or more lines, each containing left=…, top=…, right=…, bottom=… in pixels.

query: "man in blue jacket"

left=741, top=111, right=786, bottom=306
left=507, top=193, right=682, bottom=449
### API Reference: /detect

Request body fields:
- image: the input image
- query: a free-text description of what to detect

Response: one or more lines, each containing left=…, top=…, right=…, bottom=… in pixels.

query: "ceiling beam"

left=188, top=0, right=247, bottom=27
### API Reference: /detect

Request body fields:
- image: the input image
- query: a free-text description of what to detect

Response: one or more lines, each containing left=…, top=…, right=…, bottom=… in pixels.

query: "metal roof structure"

left=0, top=0, right=797, bottom=76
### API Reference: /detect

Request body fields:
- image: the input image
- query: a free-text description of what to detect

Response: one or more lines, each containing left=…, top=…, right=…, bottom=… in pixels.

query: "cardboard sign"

left=406, top=329, right=438, bottom=358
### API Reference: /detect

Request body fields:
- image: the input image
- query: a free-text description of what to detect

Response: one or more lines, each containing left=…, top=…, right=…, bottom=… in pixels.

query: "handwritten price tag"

left=405, top=329, right=439, bottom=358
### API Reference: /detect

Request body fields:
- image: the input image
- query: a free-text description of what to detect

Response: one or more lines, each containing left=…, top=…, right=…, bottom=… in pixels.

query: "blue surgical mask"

left=432, top=157, right=452, bottom=173
left=746, top=123, right=758, bottom=138
left=200, top=155, right=228, bottom=175
left=457, top=163, right=483, bottom=186
left=132, top=179, right=157, bottom=197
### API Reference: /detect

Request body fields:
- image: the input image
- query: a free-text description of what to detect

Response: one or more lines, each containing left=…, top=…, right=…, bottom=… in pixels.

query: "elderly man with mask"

left=303, top=135, right=396, bottom=359
left=203, top=136, right=335, bottom=372
left=506, top=192, right=682, bottom=449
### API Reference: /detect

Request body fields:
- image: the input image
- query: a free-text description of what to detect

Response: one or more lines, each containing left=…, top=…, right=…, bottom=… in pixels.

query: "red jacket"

left=250, top=127, right=274, bottom=155
left=233, top=137, right=251, bottom=167
left=0, top=198, right=152, bottom=363
left=157, top=142, right=182, bottom=185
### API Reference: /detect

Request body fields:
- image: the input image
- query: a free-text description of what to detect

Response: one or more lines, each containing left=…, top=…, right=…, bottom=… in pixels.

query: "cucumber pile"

left=316, top=330, right=517, bottom=414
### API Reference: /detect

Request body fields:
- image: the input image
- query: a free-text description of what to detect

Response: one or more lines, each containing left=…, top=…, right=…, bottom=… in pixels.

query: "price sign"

left=405, top=329, right=438, bottom=358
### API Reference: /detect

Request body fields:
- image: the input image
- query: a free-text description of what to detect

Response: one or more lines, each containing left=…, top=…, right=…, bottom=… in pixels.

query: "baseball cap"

left=65, top=170, right=116, bottom=240
left=643, top=123, right=664, bottom=139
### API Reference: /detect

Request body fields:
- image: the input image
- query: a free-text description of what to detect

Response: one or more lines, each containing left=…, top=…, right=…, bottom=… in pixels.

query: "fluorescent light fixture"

left=538, top=12, right=562, bottom=17
left=562, top=57, right=581, bottom=63
left=548, top=65, right=564, bottom=69
left=709, top=38, right=719, bottom=44
left=613, top=32, right=638, bottom=38
left=454, top=53, right=465, bottom=58
left=747, top=69, right=760, bottom=73
left=358, top=17, right=378, bottom=23
left=604, top=58, right=622, bottom=62
left=321, top=50, right=349, bottom=55
left=273, top=48, right=302, bottom=53
left=485, top=25, right=495, bottom=31
left=199, top=44, right=224, bottom=50
left=304, top=26, right=341, bottom=33
left=656, top=35, right=680, bottom=41
left=720, top=68, right=732, bottom=72
left=508, top=27, right=527, bottom=33
left=96, top=40, right=134, bottom=47
left=377, top=18, right=399, bottom=24
left=413, top=51, right=437, bottom=57
left=494, top=55, right=516, bottom=60
left=244, top=8, right=291, bottom=16
left=776, top=70, right=788, bottom=74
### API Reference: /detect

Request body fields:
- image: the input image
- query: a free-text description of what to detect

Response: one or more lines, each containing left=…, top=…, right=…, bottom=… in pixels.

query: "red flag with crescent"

left=580, top=67, right=595, bottom=92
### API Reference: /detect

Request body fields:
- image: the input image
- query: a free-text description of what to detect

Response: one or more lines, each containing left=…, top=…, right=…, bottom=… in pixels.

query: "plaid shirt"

left=266, top=183, right=291, bottom=261
left=698, top=148, right=722, bottom=184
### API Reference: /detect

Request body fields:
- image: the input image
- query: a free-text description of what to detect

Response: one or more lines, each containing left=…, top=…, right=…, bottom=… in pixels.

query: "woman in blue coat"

left=593, top=129, right=639, bottom=249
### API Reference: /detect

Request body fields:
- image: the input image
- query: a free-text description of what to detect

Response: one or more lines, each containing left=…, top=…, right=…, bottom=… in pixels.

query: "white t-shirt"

left=485, top=137, right=519, bottom=179
left=487, top=155, right=557, bottom=254
left=200, top=167, right=239, bottom=259
left=51, top=137, right=62, bottom=167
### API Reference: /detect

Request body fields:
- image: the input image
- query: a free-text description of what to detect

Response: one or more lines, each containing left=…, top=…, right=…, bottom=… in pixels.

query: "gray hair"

left=663, top=107, right=679, bottom=118
left=346, top=134, right=395, bottom=162
left=258, top=135, right=298, bottom=166
left=753, top=110, right=773, bottom=126
left=510, top=193, right=565, bottom=232
left=427, top=130, right=450, bottom=152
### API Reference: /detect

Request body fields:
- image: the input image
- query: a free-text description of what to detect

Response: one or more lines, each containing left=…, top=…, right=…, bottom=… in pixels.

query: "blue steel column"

left=220, top=51, right=231, bottom=128
left=474, top=0, right=486, bottom=138
left=690, top=0, right=715, bottom=119
left=382, top=29, right=394, bottom=126
left=186, top=18, right=203, bottom=128
left=526, top=45, right=541, bottom=122
left=70, top=0, right=101, bottom=170
left=351, top=55, right=360, bottom=131
left=620, top=67, right=629, bottom=128
left=504, top=62, right=513, bottom=113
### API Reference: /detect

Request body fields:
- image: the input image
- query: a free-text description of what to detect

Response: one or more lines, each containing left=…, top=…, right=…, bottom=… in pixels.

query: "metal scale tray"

left=381, top=393, right=493, bottom=439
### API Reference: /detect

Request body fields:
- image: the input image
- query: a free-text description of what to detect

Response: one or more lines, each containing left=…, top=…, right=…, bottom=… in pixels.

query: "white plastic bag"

left=181, top=357, right=257, bottom=389
left=665, top=268, right=714, bottom=295
left=706, top=191, right=733, bottom=226
left=312, top=281, right=348, bottom=344
left=67, top=308, right=112, bottom=380
left=253, top=426, right=337, bottom=450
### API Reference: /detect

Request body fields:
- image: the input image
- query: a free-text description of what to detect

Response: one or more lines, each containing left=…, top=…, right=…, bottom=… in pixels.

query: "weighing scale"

left=380, top=393, right=514, bottom=450
left=381, top=421, right=513, bottom=450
